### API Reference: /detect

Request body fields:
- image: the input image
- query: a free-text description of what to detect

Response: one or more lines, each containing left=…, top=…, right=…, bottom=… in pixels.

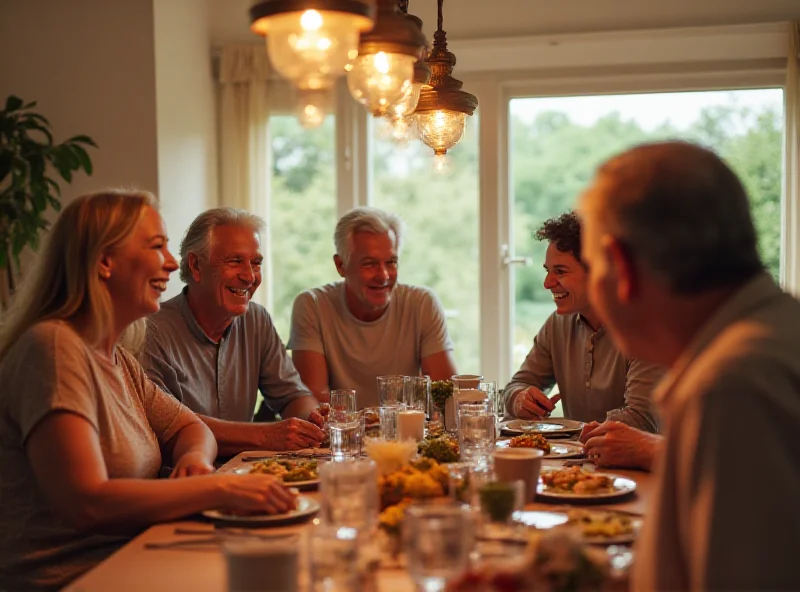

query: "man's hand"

left=170, top=451, right=215, bottom=478
left=259, top=418, right=325, bottom=451
left=512, top=386, right=561, bottom=419
left=582, top=421, right=662, bottom=471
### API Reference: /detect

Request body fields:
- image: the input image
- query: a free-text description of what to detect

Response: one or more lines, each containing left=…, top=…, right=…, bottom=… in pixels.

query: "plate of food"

left=537, top=466, right=636, bottom=501
left=235, top=458, right=321, bottom=489
left=501, top=418, right=584, bottom=437
left=496, top=434, right=584, bottom=459
left=202, top=495, right=320, bottom=526
left=564, top=508, right=642, bottom=545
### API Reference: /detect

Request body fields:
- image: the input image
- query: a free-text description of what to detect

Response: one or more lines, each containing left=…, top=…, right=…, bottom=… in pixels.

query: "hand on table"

left=259, top=418, right=325, bottom=451
left=216, top=473, right=297, bottom=515
left=581, top=421, right=662, bottom=471
left=170, top=451, right=215, bottom=478
left=512, top=386, right=561, bottom=419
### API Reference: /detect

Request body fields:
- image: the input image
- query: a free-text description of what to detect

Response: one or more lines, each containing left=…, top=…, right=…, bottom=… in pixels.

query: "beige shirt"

left=504, top=312, right=661, bottom=431
left=634, top=273, right=800, bottom=591
left=0, top=320, right=197, bottom=591
left=288, top=282, right=453, bottom=408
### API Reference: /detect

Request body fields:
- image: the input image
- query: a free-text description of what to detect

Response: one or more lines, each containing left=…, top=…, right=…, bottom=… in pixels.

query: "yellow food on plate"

left=541, top=466, right=614, bottom=494
left=508, top=433, right=551, bottom=453
left=377, top=458, right=449, bottom=508
left=567, top=509, right=635, bottom=538
left=250, top=459, right=318, bottom=482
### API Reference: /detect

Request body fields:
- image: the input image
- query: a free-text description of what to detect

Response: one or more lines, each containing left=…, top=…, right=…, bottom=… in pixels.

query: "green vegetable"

left=430, top=380, right=453, bottom=412
left=417, top=435, right=460, bottom=463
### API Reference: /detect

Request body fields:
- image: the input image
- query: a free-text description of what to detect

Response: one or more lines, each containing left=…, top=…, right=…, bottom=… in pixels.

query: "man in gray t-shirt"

left=141, top=208, right=325, bottom=455
left=288, top=207, right=457, bottom=408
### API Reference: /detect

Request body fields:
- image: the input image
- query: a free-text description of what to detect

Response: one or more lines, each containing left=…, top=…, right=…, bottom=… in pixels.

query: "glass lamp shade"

left=296, top=88, right=331, bottom=128
left=346, top=52, right=415, bottom=116
left=259, top=10, right=373, bottom=90
left=415, top=109, right=467, bottom=156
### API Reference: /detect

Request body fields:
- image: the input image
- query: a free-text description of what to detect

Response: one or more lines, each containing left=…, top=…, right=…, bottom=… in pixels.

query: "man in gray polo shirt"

left=503, top=212, right=661, bottom=432
left=289, top=207, right=458, bottom=409
left=141, top=208, right=324, bottom=455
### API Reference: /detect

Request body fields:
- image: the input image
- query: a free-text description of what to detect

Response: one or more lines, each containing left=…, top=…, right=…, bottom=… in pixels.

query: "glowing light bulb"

left=300, top=10, right=322, bottom=31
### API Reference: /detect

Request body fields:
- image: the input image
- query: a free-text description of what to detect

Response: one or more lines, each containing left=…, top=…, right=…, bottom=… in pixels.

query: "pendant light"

left=413, top=0, right=477, bottom=155
left=250, top=0, right=377, bottom=90
left=296, top=88, right=332, bottom=128
left=384, top=4, right=430, bottom=139
left=346, top=0, right=426, bottom=116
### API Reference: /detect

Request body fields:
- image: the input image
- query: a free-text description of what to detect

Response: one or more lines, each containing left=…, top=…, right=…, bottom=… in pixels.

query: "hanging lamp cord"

left=437, top=0, right=444, bottom=32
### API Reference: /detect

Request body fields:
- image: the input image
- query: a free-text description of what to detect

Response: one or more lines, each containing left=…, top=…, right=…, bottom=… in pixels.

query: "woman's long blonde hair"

left=0, top=189, right=157, bottom=361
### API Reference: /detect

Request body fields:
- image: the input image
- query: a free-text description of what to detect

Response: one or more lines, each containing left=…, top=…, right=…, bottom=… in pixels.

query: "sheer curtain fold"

left=217, top=44, right=272, bottom=308
left=782, top=23, right=800, bottom=295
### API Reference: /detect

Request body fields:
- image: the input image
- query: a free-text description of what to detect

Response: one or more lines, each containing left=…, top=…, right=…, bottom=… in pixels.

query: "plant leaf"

left=66, top=134, right=98, bottom=148
left=71, top=144, right=93, bottom=175
left=4, top=96, right=23, bottom=112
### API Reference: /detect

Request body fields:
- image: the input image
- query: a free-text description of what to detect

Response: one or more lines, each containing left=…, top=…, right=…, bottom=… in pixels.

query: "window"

left=268, top=114, right=339, bottom=339
left=370, top=116, right=481, bottom=372
left=509, top=89, right=784, bottom=368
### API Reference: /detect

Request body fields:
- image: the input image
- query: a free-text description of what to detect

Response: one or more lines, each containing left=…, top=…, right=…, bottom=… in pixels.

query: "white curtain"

left=217, top=43, right=272, bottom=309
left=782, top=23, right=800, bottom=296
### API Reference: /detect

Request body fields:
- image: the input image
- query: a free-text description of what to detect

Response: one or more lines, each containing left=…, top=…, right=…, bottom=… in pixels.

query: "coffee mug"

left=491, top=448, right=545, bottom=503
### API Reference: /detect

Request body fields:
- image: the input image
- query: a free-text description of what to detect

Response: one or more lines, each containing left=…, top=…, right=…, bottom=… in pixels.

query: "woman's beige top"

left=0, top=320, right=197, bottom=591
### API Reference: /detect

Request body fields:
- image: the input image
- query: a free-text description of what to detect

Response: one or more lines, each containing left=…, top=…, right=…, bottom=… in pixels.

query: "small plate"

left=496, top=439, right=584, bottom=459
left=233, top=464, right=320, bottom=490
left=501, top=418, right=584, bottom=437
left=202, top=495, right=320, bottom=526
left=514, top=510, right=642, bottom=545
left=536, top=471, right=636, bottom=502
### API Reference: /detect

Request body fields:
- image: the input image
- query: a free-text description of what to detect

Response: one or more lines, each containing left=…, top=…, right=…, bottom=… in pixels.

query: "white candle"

left=396, top=410, right=425, bottom=442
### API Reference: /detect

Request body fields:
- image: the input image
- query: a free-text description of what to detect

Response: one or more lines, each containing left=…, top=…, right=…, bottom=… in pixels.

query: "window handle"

left=501, top=244, right=532, bottom=267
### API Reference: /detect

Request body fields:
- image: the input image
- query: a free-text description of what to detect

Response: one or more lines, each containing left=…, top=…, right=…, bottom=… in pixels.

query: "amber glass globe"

left=415, top=109, right=467, bottom=155
left=347, top=51, right=415, bottom=116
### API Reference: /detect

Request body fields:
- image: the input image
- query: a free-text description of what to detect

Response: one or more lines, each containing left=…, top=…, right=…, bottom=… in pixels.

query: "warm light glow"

left=415, top=109, right=467, bottom=155
left=261, top=11, right=372, bottom=90
left=296, top=88, right=331, bottom=128
left=347, top=52, right=415, bottom=116
left=383, top=82, right=422, bottom=142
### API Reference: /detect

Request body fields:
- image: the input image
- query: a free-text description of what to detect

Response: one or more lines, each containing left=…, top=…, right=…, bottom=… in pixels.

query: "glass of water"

left=319, top=459, right=379, bottom=532
left=377, top=375, right=407, bottom=407
left=457, top=402, right=496, bottom=466
left=404, top=503, right=474, bottom=592
left=330, top=389, right=357, bottom=417
left=404, top=375, right=430, bottom=412
left=328, top=410, right=365, bottom=461
left=308, top=523, right=360, bottom=592
left=378, top=405, right=400, bottom=441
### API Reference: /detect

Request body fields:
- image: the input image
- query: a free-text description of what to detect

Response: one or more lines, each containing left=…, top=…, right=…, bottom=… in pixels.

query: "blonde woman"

left=0, top=190, right=295, bottom=591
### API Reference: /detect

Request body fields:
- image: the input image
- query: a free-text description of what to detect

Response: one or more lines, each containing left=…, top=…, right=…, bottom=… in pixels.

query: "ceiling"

left=210, top=0, right=800, bottom=46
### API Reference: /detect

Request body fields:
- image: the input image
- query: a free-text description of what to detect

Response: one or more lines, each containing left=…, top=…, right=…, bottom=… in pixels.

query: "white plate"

left=515, top=510, right=642, bottom=545
left=501, top=418, right=584, bottom=437
left=496, top=439, right=584, bottom=459
left=202, top=495, right=320, bottom=526
left=536, top=471, right=637, bottom=501
left=232, top=464, right=320, bottom=490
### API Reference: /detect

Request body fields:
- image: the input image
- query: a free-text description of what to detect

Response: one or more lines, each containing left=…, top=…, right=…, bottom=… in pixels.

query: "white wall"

left=0, top=0, right=160, bottom=204
left=153, top=0, right=218, bottom=299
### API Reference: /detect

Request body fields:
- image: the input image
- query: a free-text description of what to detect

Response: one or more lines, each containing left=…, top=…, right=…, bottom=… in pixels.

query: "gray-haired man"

left=141, top=208, right=324, bottom=455
left=289, top=206, right=458, bottom=408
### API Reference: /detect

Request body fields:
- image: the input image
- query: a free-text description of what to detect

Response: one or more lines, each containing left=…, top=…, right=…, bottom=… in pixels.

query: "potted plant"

left=0, top=95, right=97, bottom=308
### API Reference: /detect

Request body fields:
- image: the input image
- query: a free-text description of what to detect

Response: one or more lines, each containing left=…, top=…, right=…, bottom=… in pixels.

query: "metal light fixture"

left=384, top=4, right=431, bottom=140
left=250, top=0, right=376, bottom=90
left=413, top=0, right=477, bottom=156
left=346, top=0, right=426, bottom=116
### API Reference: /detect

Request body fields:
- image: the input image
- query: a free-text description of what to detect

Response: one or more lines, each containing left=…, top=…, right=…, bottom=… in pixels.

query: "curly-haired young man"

left=503, top=212, right=662, bottom=449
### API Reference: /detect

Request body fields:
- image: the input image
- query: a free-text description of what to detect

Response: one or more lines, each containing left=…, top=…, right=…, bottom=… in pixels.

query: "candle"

left=396, top=409, right=425, bottom=442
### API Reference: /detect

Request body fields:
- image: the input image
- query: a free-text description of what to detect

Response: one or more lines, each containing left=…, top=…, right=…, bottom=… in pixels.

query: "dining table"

left=63, top=453, right=654, bottom=592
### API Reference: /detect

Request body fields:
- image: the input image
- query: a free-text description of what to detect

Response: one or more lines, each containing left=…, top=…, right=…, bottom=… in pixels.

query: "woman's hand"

left=216, top=474, right=298, bottom=515
left=169, top=451, right=215, bottom=478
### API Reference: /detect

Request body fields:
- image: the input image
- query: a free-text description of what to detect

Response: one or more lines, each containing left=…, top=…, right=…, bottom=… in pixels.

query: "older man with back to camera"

left=579, top=140, right=800, bottom=591
left=288, top=207, right=458, bottom=408
left=141, top=208, right=324, bottom=455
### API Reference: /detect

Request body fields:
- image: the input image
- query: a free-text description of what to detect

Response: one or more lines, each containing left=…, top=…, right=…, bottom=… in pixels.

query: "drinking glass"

left=457, top=402, right=495, bottom=466
left=451, top=374, right=487, bottom=429
left=328, top=410, right=365, bottom=461
left=223, top=534, right=300, bottom=592
left=404, top=503, right=475, bottom=592
left=319, top=460, right=379, bottom=532
left=378, top=405, right=400, bottom=441
left=308, top=523, right=360, bottom=592
left=330, top=389, right=357, bottom=416
left=478, top=381, right=502, bottom=432
left=377, top=375, right=407, bottom=407
left=446, top=462, right=472, bottom=504
left=404, top=375, right=431, bottom=412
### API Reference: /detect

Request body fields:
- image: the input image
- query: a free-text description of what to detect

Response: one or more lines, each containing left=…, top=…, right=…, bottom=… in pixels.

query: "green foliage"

left=0, top=95, right=96, bottom=270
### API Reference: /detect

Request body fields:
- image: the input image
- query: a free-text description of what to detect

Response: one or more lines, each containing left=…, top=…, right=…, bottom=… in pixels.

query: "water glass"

left=377, top=375, right=407, bottom=407
left=378, top=405, right=400, bottom=441
left=328, top=410, right=365, bottom=461
left=319, top=459, right=379, bottom=532
left=330, top=389, right=357, bottom=416
left=404, top=503, right=475, bottom=592
left=457, top=403, right=495, bottom=466
left=446, top=462, right=472, bottom=504
left=223, top=534, right=300, bottom=592
left=478, top=381, right=502, bottom=431
left=452, top=375, right=487, bottom=429
left=308, top=523, right=360, bottom=592
left=404, top=375, right=431, bottom=412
